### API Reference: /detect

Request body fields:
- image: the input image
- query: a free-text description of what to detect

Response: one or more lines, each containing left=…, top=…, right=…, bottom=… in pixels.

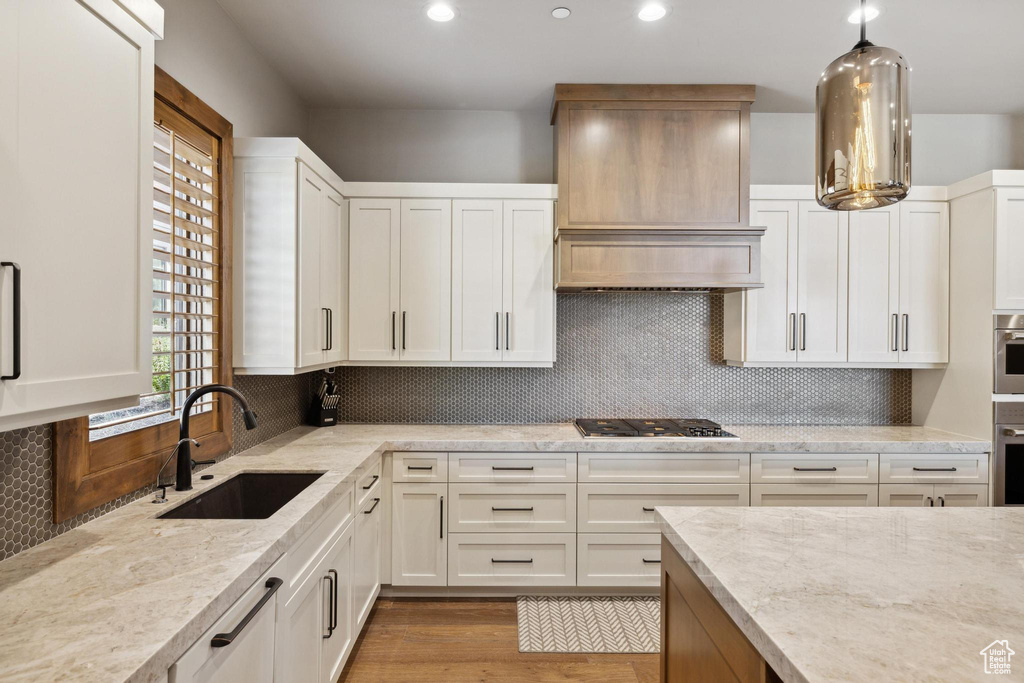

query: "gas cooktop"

left=574, top=418, right=739, bottom=439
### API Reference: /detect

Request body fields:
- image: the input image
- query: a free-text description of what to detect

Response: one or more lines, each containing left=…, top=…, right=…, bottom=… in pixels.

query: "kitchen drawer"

left=751, top=484, right=878, bottom=507
left=577, top=534, right=661, bottom=587
left=448, top=483, right=576, bottom=533
left=283, top=483, right=353, bottom=595
left=449, top=452, right=576, bottom=482
left=578, top=483, right=749, bottom=533
left=879, top=453, right=988, bottom=484
left=880, top=484, right=989, bottom=507
left=392, top=452, right=448, bottom=483
left=356, top=455, right=382, bottom=508
left=578, top=452, right=750, bottom=484
left=447, top=533, right=576, bottom=586
left=751, top=453, right=879, bottom=484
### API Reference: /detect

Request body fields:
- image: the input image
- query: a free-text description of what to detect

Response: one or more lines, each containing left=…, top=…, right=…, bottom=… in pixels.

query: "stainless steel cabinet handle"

left=364, top=497, right=381, bottom=514
left=926, top=496, right=934, bottom=507
left=496, top=312, right=500, bottom=351
left=1004, top=429, right=1024, bottom=437
left=642, top=558, right=661, bottom=564
left=492, top=466, right=534, bottom=471
left=391, top=311, right=396, bottom=351
left=402, top=311, right=407, bottom=350
left=0, top=262, right=20, bottom=380
left=211, top=577, right=283, bottom=647
left=491, top=558, right=533, bottom=564
left=440, top=495, right=444, bottom=539
left=902, top=313, right=909, bottom=352
left=505, top=312, right=510, bottom=351
left=892, top=313, right=899, bottom=352
left=913, top=466, right=957, bottom=472
left=362, top=474, right=379, bottom=489
left=492, top=506, right=534, bottom=511
left=793, top=466, right=838, bottom=472
left=799, top=313, right=806, bottom=351
left=322, top=308, right=330, bottom=351
left=789, top=313, right=796, bottom=352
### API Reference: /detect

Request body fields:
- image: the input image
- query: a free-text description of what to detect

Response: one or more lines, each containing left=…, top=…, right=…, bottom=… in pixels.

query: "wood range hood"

left=551, top=84, right=764, bottom=292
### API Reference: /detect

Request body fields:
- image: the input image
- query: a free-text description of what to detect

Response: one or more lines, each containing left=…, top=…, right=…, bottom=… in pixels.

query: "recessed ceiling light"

left=847, top=6, right=879, bottom=23
left=427, top=3, right=455, bottom=22
left=638, top=3, right=667, bottom=21
left=552, top=7, right=571, bottom=19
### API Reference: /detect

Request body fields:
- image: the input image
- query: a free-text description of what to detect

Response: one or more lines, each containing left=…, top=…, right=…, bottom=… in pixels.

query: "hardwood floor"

left=339, top=599, right=659, bottom=682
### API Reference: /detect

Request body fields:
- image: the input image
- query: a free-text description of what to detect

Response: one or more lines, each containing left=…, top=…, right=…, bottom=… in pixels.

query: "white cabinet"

left=879, top=453, right=988, bottom=484
left=447, top=532, right=576, bottom=587
left=898, top=201, right=949, bottom=363
left=452, top=200, right=555, bottom=363
left=320, top=524, right=354, bottom=683
left=848, top=206, right=900, bottom=363
left=0, top=0, right=158, bottom=431
left=879, top=484, right=988, bottom=507
left=392, top=483, right=447, bottom=586
left=995, top=188, right=1024, bottom=310
left=577, top=534, right=662, bottom=588
left=348, top=199, right=400, bottom=360
left=170, top=559, right=282, bottom=683
left=577, top=484, right=748, bottom=533
left=234, top=139, right=348, bottom=374
left=353, top=485, right=382, bottom=631
left=751, top=484, right=879, bottom=507
left=796, top=202, right=849, bottom=363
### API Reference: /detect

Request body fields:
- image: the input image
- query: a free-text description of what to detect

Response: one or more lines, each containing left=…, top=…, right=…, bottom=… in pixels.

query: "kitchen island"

left=657, top=505, right=1024, bottom=682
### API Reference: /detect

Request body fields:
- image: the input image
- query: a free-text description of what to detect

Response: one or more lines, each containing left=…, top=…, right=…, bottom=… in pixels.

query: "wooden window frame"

left=53, top=68, right=234, bottom=523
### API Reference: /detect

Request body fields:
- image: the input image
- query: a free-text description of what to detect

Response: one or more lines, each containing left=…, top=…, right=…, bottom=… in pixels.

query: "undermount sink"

left=158, top=472, right=324, bottom=520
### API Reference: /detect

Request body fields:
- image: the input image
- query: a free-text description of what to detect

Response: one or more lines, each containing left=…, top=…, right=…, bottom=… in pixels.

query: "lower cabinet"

left=879, top=484, right=988, bottom=507
left=750, top=484, right=879, bottom=507
left=392, top=482, right=447, bottom=586
left=319, top=526, right=355, bottom=683
left=447, top=532, right=576, bottom=586
left=353, top=484, right=383, bottom=629
left=577, top=533, right=661, bottom=587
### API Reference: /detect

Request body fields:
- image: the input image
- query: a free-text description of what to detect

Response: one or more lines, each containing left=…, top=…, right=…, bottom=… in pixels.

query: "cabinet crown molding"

left=550, top=83, right=756, bottom=123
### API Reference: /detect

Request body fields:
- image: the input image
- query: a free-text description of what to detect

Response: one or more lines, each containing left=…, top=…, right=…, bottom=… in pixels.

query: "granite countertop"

left=0, top=423, right=990, bottom=681
left=657, top=506, right=1024, bottom=682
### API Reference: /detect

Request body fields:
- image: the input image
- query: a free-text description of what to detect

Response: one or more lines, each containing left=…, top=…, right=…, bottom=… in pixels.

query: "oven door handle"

left=1005, top=332, right=1024, bottom=341
left=1003, top=429, right=1024, bottom=437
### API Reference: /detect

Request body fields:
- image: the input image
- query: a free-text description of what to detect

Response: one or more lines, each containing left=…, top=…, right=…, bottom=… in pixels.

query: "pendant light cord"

left=853, top=0, right=874, bottom=49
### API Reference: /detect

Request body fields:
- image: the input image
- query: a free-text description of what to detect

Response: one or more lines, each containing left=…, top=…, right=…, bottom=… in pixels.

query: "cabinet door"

left=879, top=484, right=935, bottom=507
left=796, top=202, right=849, bottom=362
left=899, top=201, right=949, bottom=364
left=452, top=200, right=503, bottom=361
left=276, top=561, right=324, bottom=683
left=750, top=484, right=877, bottom=506
left=297, top=163, right=326, bottom=368
left=353, top=487, right=382, bottom=630
left=502, top=200, right=555, bottom=362
left=934, top=484, right=988, bottom=507
left=995, top=188, right=1024, bottom=310
left=321, top=189, right=348, bottom=364
left=392, top=483, right=447, bottom=586
left=399, top=200, right=451, bottom=361
left=848, top=206, right=900, bottom=363
left=349, top=199, right=400, bottom=360
left=0, top=0, right=152, bottom=428
left=745, top=200, right=798, bottom=362
left=321, top=524, right=354, bottom=683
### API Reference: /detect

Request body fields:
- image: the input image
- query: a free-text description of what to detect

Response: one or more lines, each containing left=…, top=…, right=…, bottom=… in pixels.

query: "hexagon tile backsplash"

left=0, top=373, right=314, bottom=562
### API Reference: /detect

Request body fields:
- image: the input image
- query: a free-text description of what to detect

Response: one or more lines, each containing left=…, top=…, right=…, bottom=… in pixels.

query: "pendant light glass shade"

left=816, top=39, right=911, bottom=210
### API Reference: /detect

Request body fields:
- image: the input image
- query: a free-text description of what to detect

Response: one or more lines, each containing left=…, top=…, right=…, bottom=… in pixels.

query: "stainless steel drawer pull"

left=492, top=506, right=534, bottom=512
left=799, top=313, right=807, bottom=351
left=407, top=465, right=434, bottom=470
left=642, top=507, right=656, bottom=512
left=902, top=313, right=909, bottom=352
left=912, top=466, right=957, bottom=472
left=492, top=466, right=535, bottom=471
left=789, top=313, right=797, bottom=352
left=364, top=497, right=381, bottom=514
left=793, top=466, right=838, bottom=472
left=642, top=558, right=661, bottom=564
left=211, top=577, right=283, bottom=647
left=491, top=558, right=533, bottom=564
left=362, top=474, right=379, bottom=489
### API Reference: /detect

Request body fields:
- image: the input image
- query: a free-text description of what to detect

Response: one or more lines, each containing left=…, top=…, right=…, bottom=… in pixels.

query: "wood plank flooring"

left=339, top=599, right=659, bottom=682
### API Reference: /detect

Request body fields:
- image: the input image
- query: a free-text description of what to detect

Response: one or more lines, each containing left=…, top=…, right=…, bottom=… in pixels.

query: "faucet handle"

left=152, top=484, right=169, bottom=504
left=191, top=458, right=216, bottom=470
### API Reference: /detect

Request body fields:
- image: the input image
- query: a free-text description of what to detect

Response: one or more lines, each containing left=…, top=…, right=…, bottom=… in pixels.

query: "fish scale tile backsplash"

left=337, top=293, right=912, bottom=424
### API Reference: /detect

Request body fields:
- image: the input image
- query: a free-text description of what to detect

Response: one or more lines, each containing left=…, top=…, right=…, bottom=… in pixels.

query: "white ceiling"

left=214, top=0, right=1024, bottom=114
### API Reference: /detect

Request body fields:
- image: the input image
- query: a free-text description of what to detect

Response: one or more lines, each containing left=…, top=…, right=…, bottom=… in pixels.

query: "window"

left=53, top=69, right=234, bottom=523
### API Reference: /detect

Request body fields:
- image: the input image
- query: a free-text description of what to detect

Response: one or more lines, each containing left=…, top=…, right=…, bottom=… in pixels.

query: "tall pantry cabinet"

left=0, top=0, right=162, bottom=431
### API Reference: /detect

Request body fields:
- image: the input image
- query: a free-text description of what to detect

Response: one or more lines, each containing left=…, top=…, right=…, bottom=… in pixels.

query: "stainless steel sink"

left=158, top=472, right=324, bottom=520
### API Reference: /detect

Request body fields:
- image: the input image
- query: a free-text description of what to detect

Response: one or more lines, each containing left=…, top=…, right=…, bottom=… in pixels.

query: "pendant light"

left=816, top=0, right=911, bottom=210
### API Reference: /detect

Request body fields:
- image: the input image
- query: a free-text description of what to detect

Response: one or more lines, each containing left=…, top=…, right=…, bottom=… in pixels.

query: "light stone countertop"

left=0, top=423, right=990, bottom=681
left=657, top=505, right=1024, bottom=682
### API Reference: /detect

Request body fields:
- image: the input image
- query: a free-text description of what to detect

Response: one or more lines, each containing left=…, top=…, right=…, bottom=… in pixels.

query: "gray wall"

left=307, top=108, right=1024, bottom=186
left=155, top=0, right=308, bottom=137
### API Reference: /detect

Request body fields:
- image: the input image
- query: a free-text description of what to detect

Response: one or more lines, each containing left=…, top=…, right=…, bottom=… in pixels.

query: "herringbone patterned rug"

left=516, top=595, right=660, bottom=653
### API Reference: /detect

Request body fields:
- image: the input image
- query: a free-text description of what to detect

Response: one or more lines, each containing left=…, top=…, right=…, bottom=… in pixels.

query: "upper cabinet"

left=234, top=139, right=348, bottom=375
left=550, top=84, right=764, bottom=291
left=725, top=190, right=949, bottom=368
left=995, top=187, right=1024, bottom=310
left=0, top=0, right=161, bottom=432
left=347, top=184, right=556, bottom=367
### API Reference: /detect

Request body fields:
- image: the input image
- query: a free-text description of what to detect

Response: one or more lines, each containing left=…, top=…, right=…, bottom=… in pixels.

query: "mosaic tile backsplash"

left=338, top=293, right=912, bottom=424
left=0, top=373, right=313, bottom=561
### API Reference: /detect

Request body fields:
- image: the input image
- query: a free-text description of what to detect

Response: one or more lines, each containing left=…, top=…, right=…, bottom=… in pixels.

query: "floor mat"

left=516, top=595, right=660, bottom=653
